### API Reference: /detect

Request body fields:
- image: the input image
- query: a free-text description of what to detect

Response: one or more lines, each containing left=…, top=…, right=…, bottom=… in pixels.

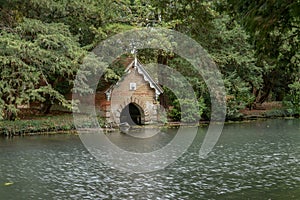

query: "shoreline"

left=0, top=113, right=298, bottom=137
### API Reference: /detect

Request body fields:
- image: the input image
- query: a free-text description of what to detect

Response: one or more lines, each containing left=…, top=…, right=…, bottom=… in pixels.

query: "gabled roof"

left=105, top=58, right=163, bottom=100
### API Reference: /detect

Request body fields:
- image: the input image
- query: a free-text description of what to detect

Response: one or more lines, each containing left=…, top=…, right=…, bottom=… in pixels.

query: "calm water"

left=0, top=119, right=299, bottom=199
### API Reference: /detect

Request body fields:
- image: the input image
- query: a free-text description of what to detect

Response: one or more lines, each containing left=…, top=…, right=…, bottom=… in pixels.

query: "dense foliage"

left=219, top=0, right=300, bottom=114
left=0, top=0, right=299, bottom=121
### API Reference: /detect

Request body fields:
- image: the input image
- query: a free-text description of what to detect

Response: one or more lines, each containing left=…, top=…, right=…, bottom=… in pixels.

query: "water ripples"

left=0, top=119, right=299, bottom=199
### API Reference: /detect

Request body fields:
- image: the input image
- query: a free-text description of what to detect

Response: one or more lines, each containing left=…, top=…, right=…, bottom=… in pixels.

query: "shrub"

left=168, top=98, right=206, bottom=123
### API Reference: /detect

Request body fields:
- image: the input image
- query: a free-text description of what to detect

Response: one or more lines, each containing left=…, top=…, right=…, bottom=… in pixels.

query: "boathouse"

left=97, top=58, right=163, bottom=126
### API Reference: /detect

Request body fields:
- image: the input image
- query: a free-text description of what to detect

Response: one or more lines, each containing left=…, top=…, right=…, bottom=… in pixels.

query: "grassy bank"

left=0, top=114, right=75, bottom=136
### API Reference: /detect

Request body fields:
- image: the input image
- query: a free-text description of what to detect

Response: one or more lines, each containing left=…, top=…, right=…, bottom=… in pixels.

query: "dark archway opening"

left=120, top=103, right=144, bottom=125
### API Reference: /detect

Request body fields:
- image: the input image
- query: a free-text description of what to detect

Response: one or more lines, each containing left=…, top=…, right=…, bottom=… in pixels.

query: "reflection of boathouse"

left=98, top=58, right=163, bottom=125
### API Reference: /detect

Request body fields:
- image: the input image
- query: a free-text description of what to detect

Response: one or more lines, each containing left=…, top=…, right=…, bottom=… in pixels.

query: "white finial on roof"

left=134, top=53, right=137, bottom=68
left=131, top=46, right=137, bottom=68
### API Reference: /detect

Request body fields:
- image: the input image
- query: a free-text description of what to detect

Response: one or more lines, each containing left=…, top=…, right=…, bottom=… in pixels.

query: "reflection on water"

left=0, top=119, right=299, bottom=199
left=108, top=127, right=176, bottom=153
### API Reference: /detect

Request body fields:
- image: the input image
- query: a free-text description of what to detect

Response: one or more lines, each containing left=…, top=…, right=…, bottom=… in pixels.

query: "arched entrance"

left=120, top=103, right=144, bottom=125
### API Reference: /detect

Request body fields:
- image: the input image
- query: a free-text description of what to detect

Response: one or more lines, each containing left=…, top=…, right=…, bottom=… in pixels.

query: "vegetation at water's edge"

left=0, top=115, right=75, bottom=136
left=1, top=109, right=298, bottom=136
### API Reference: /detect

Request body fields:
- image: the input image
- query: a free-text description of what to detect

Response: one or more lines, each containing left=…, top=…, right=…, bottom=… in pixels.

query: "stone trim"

left=116, top=96, right=151, bottom=124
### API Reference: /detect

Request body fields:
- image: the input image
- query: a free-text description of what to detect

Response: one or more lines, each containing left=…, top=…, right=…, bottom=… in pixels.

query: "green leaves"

left=0, top=18, right=85, bottom=119
left=168, top=98, right=206, bottom=123
left=284, top=80, right=300, bottom=115
left=222, top=0, right=300, bottom=103
left=0, top=30, right=41, bottom=120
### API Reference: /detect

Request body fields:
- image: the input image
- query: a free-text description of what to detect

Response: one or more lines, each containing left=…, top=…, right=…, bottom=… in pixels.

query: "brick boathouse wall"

left=102, top=65, right=160, bottom=125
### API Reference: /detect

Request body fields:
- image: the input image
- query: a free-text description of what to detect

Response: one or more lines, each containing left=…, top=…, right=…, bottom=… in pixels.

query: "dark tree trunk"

left=42, top=103, right=52, bottom=114
left=40, top=95, right=53, bottom=114
left=258, top=88, right=271, bottom=103
left=5, top=110, right=16, bottom=121
left=257, top=72, right=276, bottom=104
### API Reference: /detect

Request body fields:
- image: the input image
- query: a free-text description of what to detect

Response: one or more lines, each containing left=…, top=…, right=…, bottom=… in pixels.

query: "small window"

left=130, top=82, right=136, bottom=90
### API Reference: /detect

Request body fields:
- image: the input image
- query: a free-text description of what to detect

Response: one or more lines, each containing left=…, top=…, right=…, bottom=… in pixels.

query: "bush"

left=264, top=108, right=295, bottom=118
left=283, top=81, right=300, bottom=116
left=168, top=98, right=206, bottom=123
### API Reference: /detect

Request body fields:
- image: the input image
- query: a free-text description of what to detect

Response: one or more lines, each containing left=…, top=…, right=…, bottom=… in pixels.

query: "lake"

left=0, top=119, right=299, bottom=199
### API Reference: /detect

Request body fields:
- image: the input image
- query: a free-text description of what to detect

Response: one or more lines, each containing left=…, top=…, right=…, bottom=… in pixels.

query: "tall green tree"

left=208, top=14, right=261, bottom=118
left=1, top=0, right=124, bottom=46
left=220, top=0, right=300, bottom=103
left=0, top=18, right=85, bottom=119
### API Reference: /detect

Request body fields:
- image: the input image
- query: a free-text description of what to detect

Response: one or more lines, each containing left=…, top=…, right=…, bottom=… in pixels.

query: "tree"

left=220, top=0, right=300, bottom=103
left=0, top=32, right=41, bottom=120
left=0, top=18, right=85, bottom=119
left=207, top=14, right=261, bottom=118
left=1, top=0, right=124, bottom=46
